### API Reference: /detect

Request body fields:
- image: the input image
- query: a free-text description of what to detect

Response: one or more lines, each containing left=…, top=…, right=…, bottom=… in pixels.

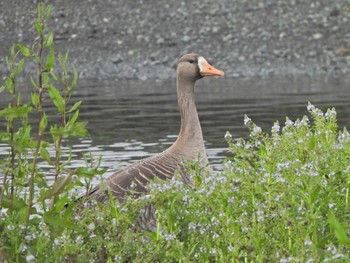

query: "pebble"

left=312, top=33, right=323, bottom=40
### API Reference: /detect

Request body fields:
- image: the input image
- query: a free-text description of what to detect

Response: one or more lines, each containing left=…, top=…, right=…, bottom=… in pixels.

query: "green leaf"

left=31, top=92, right=40, bottom=107
left=34, top=20, right=43, bottom=34
left=40, top=145, right=51, bottom=165
left=0, top=85, right=5, bottom=93
left=44, top=32, right=54, bottom=47
left=16, top=58, right=25, bottom=74
left=16, top=44, right=31, bottom=57
left=48, top=84, right=65, bottom=113
left=71, top=66, right=78, bottom=90
left=39, top=112, right=48, bottom=131
left=50, top=71, right=59, bottom=81
left=69, top=110, right=79, bottom=126
left=1, top=196, right=26, bottom=210
left=45, top=45, right=55, bottom=71
left=46, top=5, right=52, bottom=20
left=0, top=105, right=32, bottom=120
left=43, top=214, right=83, bottom=232
left=5, top=78, right=13, bottom=93
left=67, top=100, right=82, bottom=113
left=328, top=212, right=350, bottom=246
left=65, top=121, right=88, bottom=138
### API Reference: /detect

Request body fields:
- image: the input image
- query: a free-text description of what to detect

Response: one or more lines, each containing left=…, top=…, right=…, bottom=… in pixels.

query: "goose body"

left=88, top=54, right=224, bottom=202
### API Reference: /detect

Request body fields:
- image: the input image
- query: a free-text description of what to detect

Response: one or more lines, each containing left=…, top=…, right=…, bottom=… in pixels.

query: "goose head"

left=177, top=53, right=224, bottom=82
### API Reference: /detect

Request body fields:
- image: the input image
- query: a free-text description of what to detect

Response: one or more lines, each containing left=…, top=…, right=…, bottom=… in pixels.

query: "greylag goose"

left=87, top=53, right=224, bottom=202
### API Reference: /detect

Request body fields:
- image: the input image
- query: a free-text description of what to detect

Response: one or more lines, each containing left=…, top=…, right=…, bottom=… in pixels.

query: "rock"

left=312, top=33, right=323, bottom=40
left=182, top=35, right=191, bottom=43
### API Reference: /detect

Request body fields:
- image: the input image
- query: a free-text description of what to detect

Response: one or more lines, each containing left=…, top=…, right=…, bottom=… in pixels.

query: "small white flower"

left=76, top=235, right=84, bottom=244
left=26, top=254, right=35, bottom=262
left=88, top=222, right=95, bottom=231
left=285, top=119, right=294, bottom=127
left=304, top=240, right=313, bottom=246
left=325, top=108, right=337, bottom=119
left=251, top=125, right=262, bottom=136
left=244, top=115, right=252, bottom=126
left=271, top=123, right=280, bottom=133
left=228, top=245, right=234, bottom=252
left=328, top=203, right=336, bottom=209
left=307, top=104, right=315, bottom=112
left=224, top=131, right=232, bottom=140
left=332, top=253, right=344, bottom=259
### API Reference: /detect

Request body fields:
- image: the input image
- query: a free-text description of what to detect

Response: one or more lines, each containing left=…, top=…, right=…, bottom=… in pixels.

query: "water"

left=1, top=75, right=350, bottom=182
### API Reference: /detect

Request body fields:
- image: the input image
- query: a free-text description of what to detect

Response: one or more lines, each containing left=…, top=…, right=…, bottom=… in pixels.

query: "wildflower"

left=164, top=233, right=176, bottom=241
left=228, top=245, right=234, bottom=252
left=224, top=131, right=232, bottom=140
left=88, top=222, right=95, bottom=231
left=307, top=103, right=315, bottom=112
left=251, top=125, right=262, bottom=137
left=280, top=257, right=294, bottom=263
left=304, top=240, right=313, bottom=246
left=26, top=254, right=36, bottom=262
left=325, top=108, right=336, bottom=119
left=75, top=235, right=84, bottom=244
left=244, top=115, right=252, bottom=126
left=328, top=203, right=336, bottom=209
left=326, top=245, right=337, bottom=254
left=20, top=244, right=27, bottom=253
left=242, top=227, right=248, bottom=232
left=301, top=116, right=309, bottom=125
left=0, top=208, right=8, bottom=218
left=332, top=253, right=344, bottom=259
left=210, top=248, right=217, bottom=255
left=285, top=118, right=293, bottom=127
left=212, top=232, right=219, bottom=239
left=54, top=238, right=61, bottom=247
left=271, top=122, right=280, bottom=133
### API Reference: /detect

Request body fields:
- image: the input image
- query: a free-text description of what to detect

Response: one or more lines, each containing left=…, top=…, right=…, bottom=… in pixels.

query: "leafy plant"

left=0, top=3, right=105, bottom=261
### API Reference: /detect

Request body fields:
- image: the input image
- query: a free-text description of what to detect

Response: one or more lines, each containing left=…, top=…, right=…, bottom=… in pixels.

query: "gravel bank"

left=0, top=0, right=349, bottom=79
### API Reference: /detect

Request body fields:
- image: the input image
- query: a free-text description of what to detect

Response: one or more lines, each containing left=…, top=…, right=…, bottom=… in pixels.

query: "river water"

left=1, top=75, right=350, bottom=182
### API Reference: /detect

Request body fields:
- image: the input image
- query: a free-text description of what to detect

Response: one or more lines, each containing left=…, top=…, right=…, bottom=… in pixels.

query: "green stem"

left=26, top=29, right=44, bottom=224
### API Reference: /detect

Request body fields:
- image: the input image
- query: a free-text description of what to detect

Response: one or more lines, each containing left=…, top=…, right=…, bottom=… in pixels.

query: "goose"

left=86, top=53, right=224, bottom=202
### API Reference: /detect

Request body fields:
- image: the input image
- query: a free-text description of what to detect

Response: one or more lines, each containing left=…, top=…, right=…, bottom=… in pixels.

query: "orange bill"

left=198, top=57, right=224, bottom=77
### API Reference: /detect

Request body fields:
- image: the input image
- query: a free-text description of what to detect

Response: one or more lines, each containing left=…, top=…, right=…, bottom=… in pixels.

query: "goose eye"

left=188, top=59, right=195, bottom=64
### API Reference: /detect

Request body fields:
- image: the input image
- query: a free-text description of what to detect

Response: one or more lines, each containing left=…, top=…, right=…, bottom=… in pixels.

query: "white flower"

left=325, top=108, right=337, bottom=119
left=26, top=254, right=35, bottom=262
left=307, top=104, right=315, bottom=112
left=244, top=115, right=252, bottom=126
left=271, top=122, right=280, bottom=133
left=88, top=222, right=95, bottom=231
left=251, top=125, right=262, bottom=136
left=328, top=203, right=336, bottom=209
left=224, top=131, right=232, bottom=140
left=285, top=119, right=294, bottom=127
left=304, top=240, right=313, bottom=246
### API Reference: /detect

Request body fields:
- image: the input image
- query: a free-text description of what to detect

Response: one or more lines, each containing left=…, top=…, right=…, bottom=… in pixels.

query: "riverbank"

left=0, top=0, right=349, bottom=80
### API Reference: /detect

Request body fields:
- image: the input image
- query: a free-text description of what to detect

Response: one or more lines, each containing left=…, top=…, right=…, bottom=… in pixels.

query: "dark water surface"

left=1, top=75, right=350, bottom=181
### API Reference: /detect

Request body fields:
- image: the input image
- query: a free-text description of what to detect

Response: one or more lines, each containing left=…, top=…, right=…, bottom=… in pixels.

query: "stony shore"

left=0, top=0, right=349, bottom=80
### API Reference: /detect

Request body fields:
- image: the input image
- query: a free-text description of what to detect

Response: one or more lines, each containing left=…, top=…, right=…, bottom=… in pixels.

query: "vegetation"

left=1, top=3, right=350, bottom=263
